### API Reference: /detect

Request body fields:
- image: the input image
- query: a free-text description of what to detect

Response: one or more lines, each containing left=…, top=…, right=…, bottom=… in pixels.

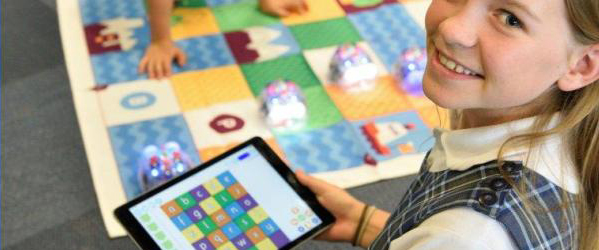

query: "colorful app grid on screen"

left=160, top=171, right=290, bottom=249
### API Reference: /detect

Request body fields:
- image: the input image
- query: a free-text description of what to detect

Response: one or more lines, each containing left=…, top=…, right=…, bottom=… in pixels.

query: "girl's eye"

left=498, top=10, right=523, bottom=28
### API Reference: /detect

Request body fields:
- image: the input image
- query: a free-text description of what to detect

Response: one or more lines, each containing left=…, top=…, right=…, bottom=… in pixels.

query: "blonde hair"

left=491, top=0, right=599, bottom=249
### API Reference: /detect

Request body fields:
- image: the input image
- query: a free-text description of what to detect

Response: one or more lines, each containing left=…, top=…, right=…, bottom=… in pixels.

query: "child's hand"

left=138, top=41, right=187, bottom=79
left=259, top=0, right=308, bottom=17
left=295, top=170, right=365, bottom=243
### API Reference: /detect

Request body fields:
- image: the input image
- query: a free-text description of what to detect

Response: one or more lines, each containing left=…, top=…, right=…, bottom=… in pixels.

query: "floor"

left=0, top=1, right=417, bottom=249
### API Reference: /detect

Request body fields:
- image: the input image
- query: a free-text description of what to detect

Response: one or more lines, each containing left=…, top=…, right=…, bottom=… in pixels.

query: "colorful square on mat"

left=187, top=206, right=209, bottom=222
left=281, top=0, right=345, bottom=25
left=240, top=54, right=321, bottom=95
left=210, top=209, right=232, bottom=227
left=204, top=179, right=225, bottom=195
left=198, top=217, right=219, bottom=234
left=173, top=35, right=236, bottom=73
left=98, top=79, right=181, bottom=126
left=247, top=207, right=268, bottom=224
left=288, top=18, right=362, bottom=50
left=84, top=17, right=150, bottom=55
left=275, top=122, right=368, bottom=173
left=171, top=8, right=220, bottom=40
left=214, top=190, right=235, bottom=207
left=79, top=0, right=146, bottom=25
left=193, top=239, right=215, bottom=250
left=207, top=0, right=244, bottom=6
left=108, top=115, right=200, bottom=199
left=259, top=219, right=279, bottom=236
left=171, top=66, right=253, bottom=111
left=222, top=222, right=243, bottom=238
left=172, top=213, right=194, bottom=230
left=184, top=99, right=273, bottom=149
left=91, top=48, right=146, bottom=85
left=350, top=111, right=434, bottom=161
left=224, top=23, right=300, bottom=64
left=162, top=200, right=184, bottom=217
left=302, top=86, right=344, bottom=130
left=323, top=76, right=414, bottom=120
left=303, top=42, right=388, bottom=85
left=175, top=0, right=208, bottom=7
left=269, top=230, right=290, bottom=247
left=336, top=0, right=397, bottom=13
left=225, top=202, right=245, bottom=219
left=348, top=4, right=426, bottom=71
left=212, top=0, right=280, bottom=32
left=197, top=138, right=286, bottom=163
left=235, top=213, right=256, bottom=231
left=217, top=172, right=237, bottom=187
left=207, top=229, right=228, bottom=247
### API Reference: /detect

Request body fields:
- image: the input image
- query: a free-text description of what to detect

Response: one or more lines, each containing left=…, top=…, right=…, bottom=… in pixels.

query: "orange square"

left=281, top=0, right=345, bottom=26
left=171, top=65, right=254, bottom=111
left=210, top=209, right=232, bottom=227
left=245, top=226, right=266, bottom=244
left=227, top=183, right=248, bottom=199
left=161, top=200, right=183, bottom=218
left=207, top=229, right=228, bottom=248
left=324, top=75, right=414, bottom=121
left=171, top=8, right=220, bottom=40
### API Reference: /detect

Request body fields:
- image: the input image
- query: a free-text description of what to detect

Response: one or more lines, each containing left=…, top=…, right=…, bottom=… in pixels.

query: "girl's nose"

left=438, top=9, right=479, bottom=49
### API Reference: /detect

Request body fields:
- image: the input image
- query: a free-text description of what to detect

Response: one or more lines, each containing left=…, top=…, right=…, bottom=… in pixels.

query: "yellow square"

left=204, top=178, right=225, bottom=195
left=281, top=0, right=345, bottom=26
left=248, top=206, right=269, bottom=224
left=171, top=8, right=220, bottom=40
left=255, top=238, right=277, bottom=250
left=171, top=66, right=254, bottom=111
left=324, top=76, right=415, bottom=121
left=217, top=242, right=238, bottom=250
left=182, top=225, right=204, bottom=243
left=199, top=197, right=222, bottom=214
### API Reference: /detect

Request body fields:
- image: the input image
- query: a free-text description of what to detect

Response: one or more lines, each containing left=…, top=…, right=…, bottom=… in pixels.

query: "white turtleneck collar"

left=427, top=115, right=579, bottom=194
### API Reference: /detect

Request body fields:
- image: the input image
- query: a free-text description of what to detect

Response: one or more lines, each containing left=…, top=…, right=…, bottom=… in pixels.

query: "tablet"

left=114, top=137, right=335, bottom=250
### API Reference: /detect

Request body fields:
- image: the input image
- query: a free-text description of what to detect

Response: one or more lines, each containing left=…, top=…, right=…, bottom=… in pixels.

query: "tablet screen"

left=128, top=145, right=323, bottom=250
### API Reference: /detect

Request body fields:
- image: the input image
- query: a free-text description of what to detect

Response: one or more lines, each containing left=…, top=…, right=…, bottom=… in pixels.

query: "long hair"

left=490, top=1, right=599, bottom=249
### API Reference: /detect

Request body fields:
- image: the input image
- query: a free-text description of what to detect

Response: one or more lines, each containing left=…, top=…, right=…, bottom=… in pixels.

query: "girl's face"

left=423, top=0, right=578, bottom=124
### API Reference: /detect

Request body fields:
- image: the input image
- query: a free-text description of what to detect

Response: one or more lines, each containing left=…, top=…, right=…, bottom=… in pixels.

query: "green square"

left=176, top=193, right=197, bottom=210
left=214, top=190, right=234, bottom=207
left=148, top=223, right=159, bottom=232
left=234, top=214, right=255, bottom=231
left=212, top=0, right=280, bottom=32
left=175, top=0, right=207, bottom=7
left=197, top=217, right=218, bottom=234
left=241, top=55, right=321, bottom=96
left=303, top=86, right=343, bottom=131
left=289, top=18, right=362, bottom=50
left=155, top=231, right=166, bottom=241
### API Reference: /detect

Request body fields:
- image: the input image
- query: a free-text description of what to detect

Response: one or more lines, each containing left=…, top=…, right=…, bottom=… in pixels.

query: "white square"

left=184, top=99, right=273, bottom=148
left=303, top=42, right=388, bottom=86
left=98, top=79, right=181, bottom=126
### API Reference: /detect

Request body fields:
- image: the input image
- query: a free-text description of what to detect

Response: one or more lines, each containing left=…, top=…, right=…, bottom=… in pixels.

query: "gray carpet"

left=0, top=1, right=417, bottom=249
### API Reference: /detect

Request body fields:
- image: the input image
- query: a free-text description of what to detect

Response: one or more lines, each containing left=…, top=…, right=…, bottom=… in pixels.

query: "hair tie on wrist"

left=352, top=204, right=369, bottom=246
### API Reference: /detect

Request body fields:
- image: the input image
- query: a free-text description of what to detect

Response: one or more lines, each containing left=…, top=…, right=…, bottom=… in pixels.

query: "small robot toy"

left=138, top=141, right=193, bottom=192
left=329, top=44, right=379, bottom=93
left=260, top=79, right=308, bottom=132
left=395, top=47, right=427, bottom=96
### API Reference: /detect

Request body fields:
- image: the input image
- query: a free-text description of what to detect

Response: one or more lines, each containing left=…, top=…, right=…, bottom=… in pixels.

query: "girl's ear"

left=558, top=44, right=599, bottom=92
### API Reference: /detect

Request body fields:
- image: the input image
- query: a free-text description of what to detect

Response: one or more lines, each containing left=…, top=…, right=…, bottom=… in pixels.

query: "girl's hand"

left=259, top=0, right=308, bottom=17
left=138, top=41, right=187, bottom=79
left=295, top=170, right=365, bottom=243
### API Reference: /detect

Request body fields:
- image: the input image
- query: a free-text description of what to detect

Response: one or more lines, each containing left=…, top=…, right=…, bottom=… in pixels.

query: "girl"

left=296, top=0, right=599, bottom=249
left=138, top=0, right=306, bottom=79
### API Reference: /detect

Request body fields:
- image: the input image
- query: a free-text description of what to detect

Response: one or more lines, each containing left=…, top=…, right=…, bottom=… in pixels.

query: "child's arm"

left=138, top=0, right=187, bottom=79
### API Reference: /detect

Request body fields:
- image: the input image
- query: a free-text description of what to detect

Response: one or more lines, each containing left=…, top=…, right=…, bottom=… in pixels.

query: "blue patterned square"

left=79, top=0, right=147, bottom=25
left=172, top=35, right=236, bottom=73
left=206, top=0, right=244, bottom=6
left=348, top=4, right=426, bottom=71
left=108, top=115, right=201, bottom=199
left=90, top=48, right=146, bottom=85
left=275, top=122, right=368, bottom=173
left=350, top=111, right=434, bottom=162
left=172, top=213, right=194, bottom=230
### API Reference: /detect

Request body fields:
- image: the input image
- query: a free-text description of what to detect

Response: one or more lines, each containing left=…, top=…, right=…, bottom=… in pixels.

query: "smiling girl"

left=296, top=0, right=599, bottom=249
